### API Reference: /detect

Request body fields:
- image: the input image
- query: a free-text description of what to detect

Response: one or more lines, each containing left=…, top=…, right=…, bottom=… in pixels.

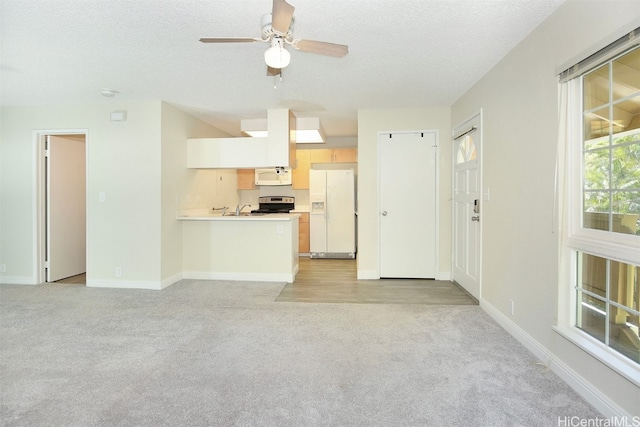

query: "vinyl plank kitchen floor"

left=277, top=258, right=478, bottom=305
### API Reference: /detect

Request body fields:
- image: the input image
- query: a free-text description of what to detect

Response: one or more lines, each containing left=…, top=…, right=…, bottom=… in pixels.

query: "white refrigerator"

left=309, top=169, right=356, bottom=259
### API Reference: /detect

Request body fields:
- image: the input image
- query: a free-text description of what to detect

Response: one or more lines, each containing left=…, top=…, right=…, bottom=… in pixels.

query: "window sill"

left=553, top=325, right=640, bottom=387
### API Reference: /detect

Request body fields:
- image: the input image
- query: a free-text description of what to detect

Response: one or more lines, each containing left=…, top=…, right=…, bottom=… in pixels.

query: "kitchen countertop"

left=181, top=211, right=299, bottom=283
left=177, top=213, right=300, bottom=221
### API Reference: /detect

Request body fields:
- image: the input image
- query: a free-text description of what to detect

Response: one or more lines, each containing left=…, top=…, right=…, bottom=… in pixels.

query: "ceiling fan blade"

left=267, top=66, right=282, bottom=77
left=199, top=37, right=261, bottom=43
left=271, top=0, right=294, bottom=35
left=293, top=39, right=348, bottom=57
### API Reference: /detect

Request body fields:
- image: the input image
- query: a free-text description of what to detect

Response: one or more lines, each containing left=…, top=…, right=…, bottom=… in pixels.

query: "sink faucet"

left=212, top=206, right=228, bottom=215
left=235, top=204, right=251, bottom=216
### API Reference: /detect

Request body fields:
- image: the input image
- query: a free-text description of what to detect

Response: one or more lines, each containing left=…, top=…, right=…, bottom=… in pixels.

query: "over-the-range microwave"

left=254, top=167, right=292, bottom=186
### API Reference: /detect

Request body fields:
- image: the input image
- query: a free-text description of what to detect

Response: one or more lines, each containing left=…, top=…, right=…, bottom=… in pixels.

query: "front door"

left=452, top=114, right=482, bottom=300
left=379, top=131, right=437, bottom=278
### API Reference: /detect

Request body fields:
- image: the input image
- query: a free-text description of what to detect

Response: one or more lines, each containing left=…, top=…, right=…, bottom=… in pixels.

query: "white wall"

left=0, top=101, right=162, bottom=286
left=160, top=102, right=231, bottom=286
left=451, top=0, right=640, bottom=416
left=357, top=108, right=451, bottom=279
left=0, top=101, right=226, bottom=289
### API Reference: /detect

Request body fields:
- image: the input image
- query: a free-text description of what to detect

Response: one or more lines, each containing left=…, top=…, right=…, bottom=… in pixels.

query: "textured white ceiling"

left=0, top=0, right=565, bottom=137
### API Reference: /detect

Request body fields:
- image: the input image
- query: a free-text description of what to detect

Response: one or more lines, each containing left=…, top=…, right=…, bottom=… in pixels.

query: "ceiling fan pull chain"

left=273, top=73, right=284, bottom=89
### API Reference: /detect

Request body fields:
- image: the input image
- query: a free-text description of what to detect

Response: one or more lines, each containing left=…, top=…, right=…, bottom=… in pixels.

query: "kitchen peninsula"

left=179, top=212, right=300, bottom=282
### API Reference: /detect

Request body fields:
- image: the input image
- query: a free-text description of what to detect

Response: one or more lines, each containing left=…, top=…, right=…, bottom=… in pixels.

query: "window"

left=456, top=134, right=477, bottom=164
left=582, top=48, right=640, bottom=236
left=558, top=39, right=640, bottom=383
left=575, top=48, right=640, bottom=367
left=576, top=252, right=639, bottom=363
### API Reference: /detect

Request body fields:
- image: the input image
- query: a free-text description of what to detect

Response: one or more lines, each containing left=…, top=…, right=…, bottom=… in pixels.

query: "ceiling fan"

left=199, top=0, right=348, bottom=76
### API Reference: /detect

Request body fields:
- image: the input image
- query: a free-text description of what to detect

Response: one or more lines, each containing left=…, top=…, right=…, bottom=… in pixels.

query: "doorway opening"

left=35, top=130, right=88, bottom=285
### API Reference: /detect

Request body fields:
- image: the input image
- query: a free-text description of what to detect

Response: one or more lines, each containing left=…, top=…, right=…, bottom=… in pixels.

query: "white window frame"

left=567, top=67, right=640, bottom=267
left=554, top=48, right=640, bottom=386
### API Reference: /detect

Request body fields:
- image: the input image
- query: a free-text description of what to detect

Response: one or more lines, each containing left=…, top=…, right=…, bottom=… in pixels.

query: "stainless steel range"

left=251, top=196, right=295, bottom=214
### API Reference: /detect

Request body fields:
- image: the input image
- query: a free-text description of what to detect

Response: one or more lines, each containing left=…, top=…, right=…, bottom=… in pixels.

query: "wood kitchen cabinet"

left=298, top=212, right=310, bottom=254
left=237, top=169, right=255, bottom=190
left=310, top=148, right=357, bottom=164
left=334, top=148, right=358, bottom=163
left=292, top=150, right=310, bottom=189
left=292, top=148, right=357, bottom=189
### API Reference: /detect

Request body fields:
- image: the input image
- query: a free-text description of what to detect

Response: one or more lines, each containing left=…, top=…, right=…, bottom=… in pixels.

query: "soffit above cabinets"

left=241, top=117, right=325, bottom=143
left=187, top=109, right=296, bottom=169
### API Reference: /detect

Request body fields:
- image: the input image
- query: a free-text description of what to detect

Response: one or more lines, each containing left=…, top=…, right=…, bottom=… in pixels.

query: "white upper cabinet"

left=187, top=109, right=296, bottom=169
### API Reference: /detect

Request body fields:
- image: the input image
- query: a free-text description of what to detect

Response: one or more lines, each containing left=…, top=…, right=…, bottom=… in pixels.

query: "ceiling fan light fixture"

left=264, top=38, right=290, bottom=69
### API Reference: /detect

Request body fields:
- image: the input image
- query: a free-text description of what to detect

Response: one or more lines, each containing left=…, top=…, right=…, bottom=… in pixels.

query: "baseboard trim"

left=182, top=271, right=294, bottom=283
left=436, top=271, right=452, bottom=281
left=356, top=270, right=448, bottom=280
left=357, top=270, right=378, bottom=280
left=481, top=298, right=632, bottom=419
left=547, top=350, right=631, bottom=420
left=481, top=298, right=552, bottom=363
left=0, top=276, right=38, bottom=285
left=87, top=280, right=163, bottom=290
left=160, top=272, right=183, bottom=289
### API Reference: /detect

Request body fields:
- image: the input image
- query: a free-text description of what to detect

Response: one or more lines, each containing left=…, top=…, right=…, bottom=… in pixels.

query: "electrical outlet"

left=0, top=264, right=6, bottom=273
left=115, top=267, right=122, bottom=277
left=509, top=299, right=515, bottom=315
left=276, top=225, right=283, bottom=234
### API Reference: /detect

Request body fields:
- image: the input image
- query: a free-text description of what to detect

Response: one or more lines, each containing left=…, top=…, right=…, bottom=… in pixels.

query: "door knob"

left=471, top=216, right=480, bottom=222
left=382, top=211, right=388, bottom=216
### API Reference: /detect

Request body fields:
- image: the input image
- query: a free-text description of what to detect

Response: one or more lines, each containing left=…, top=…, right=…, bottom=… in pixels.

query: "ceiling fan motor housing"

left=261, top=13, right=293, bottom=41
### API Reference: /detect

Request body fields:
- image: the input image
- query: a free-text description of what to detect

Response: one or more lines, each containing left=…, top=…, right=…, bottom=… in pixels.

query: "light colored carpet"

left=1, top=280, right=601, bottom=426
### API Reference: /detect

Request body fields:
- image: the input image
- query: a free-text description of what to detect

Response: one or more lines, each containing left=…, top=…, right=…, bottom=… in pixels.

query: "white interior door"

left=47, top=135, right=86, bottom=282
left=379, top=132, right=437, bottom=278
left=452, top=115, right=482, bottom=299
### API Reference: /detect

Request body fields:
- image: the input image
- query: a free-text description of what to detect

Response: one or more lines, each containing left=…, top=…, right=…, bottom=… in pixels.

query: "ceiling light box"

left=241, top=117, right=325, bottom=143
